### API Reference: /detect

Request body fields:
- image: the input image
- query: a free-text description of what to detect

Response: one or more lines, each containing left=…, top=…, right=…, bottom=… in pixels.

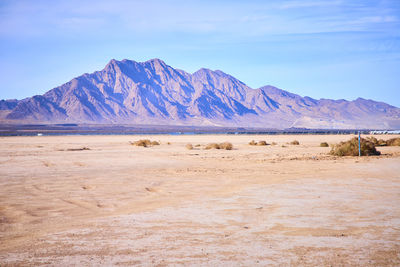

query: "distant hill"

left=1, top=58, right=399, bottom=129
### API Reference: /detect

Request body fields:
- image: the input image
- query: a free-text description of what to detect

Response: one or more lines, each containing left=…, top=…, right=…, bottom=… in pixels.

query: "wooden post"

left=358, top=131, right=361, bottom=157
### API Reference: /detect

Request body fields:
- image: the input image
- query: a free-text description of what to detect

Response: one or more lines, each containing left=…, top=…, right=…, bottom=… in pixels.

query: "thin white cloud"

left=356, top=16, right=398, bottom=23
left=0, top=0, right=399, bottom=39
left=277, top=0, right=343, bottom=9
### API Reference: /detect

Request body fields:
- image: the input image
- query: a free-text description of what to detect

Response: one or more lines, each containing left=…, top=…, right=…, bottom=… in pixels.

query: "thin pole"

left=358, top=131, right=361, bottom=157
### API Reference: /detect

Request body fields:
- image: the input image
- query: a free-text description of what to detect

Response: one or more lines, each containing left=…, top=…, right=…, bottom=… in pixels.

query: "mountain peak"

left=192, top=68, right=213, bottom=76
left=105, top=58, right=122, bottom=71
left=145, top=58, right=166, bottom=66
left=192, top=68, right=238, bottom=81
left=1, top=58, right=399, bottom=129
left=107, top=58, right=119, bottom=65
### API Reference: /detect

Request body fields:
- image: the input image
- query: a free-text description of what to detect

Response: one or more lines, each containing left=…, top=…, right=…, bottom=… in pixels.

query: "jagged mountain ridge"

left=1, top=58, right=399, bottom=129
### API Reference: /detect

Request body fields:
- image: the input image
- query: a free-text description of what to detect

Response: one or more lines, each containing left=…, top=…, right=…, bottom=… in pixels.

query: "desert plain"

left=0, top=134, right=400, bottom=266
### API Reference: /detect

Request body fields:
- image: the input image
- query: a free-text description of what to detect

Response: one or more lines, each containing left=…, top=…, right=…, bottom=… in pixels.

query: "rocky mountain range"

left=1, top=58, right=399, bottom=129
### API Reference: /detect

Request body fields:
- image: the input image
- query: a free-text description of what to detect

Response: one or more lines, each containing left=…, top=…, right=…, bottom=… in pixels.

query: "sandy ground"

left=0, top=134, right=400, bottom=266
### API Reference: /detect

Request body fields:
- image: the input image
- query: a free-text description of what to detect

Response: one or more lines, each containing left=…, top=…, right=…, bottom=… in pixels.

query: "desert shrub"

left=219, top=142, right=233, bottom=150
left=386, top=137, right=400, bottom=146
left=205, top=143, right=220, bottom=150
left=205, top=142, right=233, bottom=150
left=249, top=140, right=269, bottom=146
left=320, top=142, right=329, bottom=147
left=167, top=142, right=171, bottom=145
left=257, top=140, right=269, bottom=146
left=367, top=136, right=390, bottom=146
left=271, top=142, right=277, bottom=145
left=330, top=137, right=380, bottom=156
left=195, top=144, right=201, bottom=147
left=132, top=139, right=159, bottom=147
left=290, top=140, right=300, bottom=145
left=249, top=140, right=257, bottom=146
left=186, top=143, right=193, bottom=150
left=132, top=139, right=151, bottom=147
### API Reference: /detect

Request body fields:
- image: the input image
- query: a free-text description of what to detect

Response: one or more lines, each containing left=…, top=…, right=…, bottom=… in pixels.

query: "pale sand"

left=0, top=134, right=400, bottom=266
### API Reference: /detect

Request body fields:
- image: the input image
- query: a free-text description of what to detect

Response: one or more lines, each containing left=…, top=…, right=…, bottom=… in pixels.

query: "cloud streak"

left=1, top=0, right=399, bottom=39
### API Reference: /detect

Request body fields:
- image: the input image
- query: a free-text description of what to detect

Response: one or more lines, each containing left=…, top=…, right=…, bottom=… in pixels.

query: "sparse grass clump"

left=205, top=143, right=220, bottom=150
left=330, top=137, right=380, bottom=156
left=290, top=140, right=300, bottom=145
left=131, top=139, right=159, bottom=147
left=132, top=139, right=151, bottom=147
left=219, top=142, right=233, bottom=150
left=205, top=142, right=233, bottom=150
left=249, top=140, right=269, bottom=146
left=320, top=142, right=329, bottom=147
left=186, top=143, right=193, bottom=150
left=249, top=140, right=257, bottom=146
left=257, top=140, right=269, bottom=146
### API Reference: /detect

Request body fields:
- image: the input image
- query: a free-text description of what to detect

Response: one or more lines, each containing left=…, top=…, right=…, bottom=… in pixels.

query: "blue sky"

left=1, top=0, right=399, bottom=106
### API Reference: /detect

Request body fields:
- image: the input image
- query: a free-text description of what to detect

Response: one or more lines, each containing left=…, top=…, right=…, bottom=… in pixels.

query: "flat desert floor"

left=1, top=134, right=400, bottom=266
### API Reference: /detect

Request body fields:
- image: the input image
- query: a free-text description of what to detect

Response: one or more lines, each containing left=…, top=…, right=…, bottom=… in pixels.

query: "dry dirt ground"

left=0, top=134, right=400, bottom=266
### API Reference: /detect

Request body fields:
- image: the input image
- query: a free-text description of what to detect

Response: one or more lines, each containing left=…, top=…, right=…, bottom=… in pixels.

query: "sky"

left=0, top=0, right=399, bottom=107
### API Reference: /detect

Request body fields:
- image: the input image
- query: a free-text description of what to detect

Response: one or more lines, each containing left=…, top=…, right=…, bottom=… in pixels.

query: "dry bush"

left=205, top=142, right=233, bottom=150
left=205, top=143, right=220, bottom=150
left=195, top=144, right=201, bottom=147
left=320, top=142, right=329, bottom=147
left=186, top=143, right=193, bottom=150
left=386, top=137, right=400, bottom=146
left=367, top=136, right=390, bottom=146
left=249, top=140, right=257, bottom=146
left=131, top=139, right=159, bottom=147
left=271, top=142, right=277, bottom=145
left=367, top=136, right=378, bottom=144
left=132, top=139, right=151, bottom=147
left=290, top=140, right=300, bottom=145
left=219, top=142, right=233, bottom=150
left=330, top=137, right=380, bottom=156
left=167, top=142, right=171, bottom=145
left=249, top=140, right=268, bottom=146
left=257, top=140, right=269, bottom=146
